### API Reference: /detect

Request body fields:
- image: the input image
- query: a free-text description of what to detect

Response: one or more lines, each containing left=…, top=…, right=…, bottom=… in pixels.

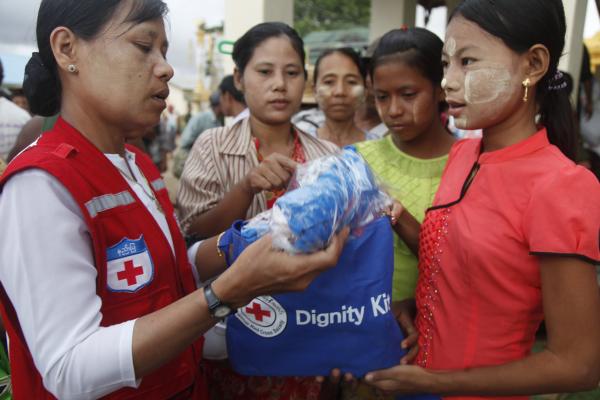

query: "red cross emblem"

left=245, top=302, right=271, bottom=322
left=117, top=260, right=144, bottom=286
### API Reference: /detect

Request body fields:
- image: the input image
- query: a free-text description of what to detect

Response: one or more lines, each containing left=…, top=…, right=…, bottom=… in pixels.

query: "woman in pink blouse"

left=365, top=0, right=600, bottom=398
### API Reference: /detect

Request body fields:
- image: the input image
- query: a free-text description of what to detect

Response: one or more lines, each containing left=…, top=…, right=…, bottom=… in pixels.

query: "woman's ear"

left=50, top=26, right=79, bottom=73
left=523, top=44, right=550, bottom=86
left=233, top=68, right=244, bottom=93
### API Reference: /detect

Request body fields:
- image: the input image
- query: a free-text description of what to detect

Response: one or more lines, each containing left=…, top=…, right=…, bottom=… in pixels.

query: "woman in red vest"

left=0, top=1, right=346, bottom=399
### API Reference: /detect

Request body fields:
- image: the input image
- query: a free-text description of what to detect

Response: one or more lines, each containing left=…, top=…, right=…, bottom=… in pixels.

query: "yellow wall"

left=585, top=31, right=600, bottom=74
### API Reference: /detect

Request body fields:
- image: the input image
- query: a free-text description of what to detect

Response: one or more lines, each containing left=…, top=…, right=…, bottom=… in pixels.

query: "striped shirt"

left=176, top=117, right=338, bottom=234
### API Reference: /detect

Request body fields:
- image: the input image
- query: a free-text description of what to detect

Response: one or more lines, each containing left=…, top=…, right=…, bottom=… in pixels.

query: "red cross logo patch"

left=106, top=236, right=154, bottom=292
left=236, top=296, right=287, bottom=337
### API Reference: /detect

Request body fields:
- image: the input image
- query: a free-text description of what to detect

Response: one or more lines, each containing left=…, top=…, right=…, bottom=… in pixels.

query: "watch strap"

left=203, top=283, right=232, bottom=318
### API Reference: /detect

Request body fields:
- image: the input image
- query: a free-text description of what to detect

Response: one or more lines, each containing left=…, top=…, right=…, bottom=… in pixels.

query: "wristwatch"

left=203, top=283, right=233, bottom=319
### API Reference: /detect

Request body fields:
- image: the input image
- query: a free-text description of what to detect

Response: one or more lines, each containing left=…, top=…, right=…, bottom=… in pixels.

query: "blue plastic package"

left=241, top=148, right=391, bottom=253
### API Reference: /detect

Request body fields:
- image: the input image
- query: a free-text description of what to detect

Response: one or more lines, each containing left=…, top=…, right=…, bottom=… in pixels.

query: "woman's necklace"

left=120, top=155, right=164, bottom=214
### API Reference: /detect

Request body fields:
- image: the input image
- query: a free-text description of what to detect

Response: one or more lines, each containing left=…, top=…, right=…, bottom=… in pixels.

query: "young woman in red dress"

left=364, top=0, right=600, bottom=398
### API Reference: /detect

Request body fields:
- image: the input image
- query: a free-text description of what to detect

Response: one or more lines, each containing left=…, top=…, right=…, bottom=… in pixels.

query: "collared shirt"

left=176, top=117, right=338, bottom=234
left=415, top=129, right=600, bottom=400
left=230, top=108, right=250, bottom=126
left=0, top=97, right=30, bottom=162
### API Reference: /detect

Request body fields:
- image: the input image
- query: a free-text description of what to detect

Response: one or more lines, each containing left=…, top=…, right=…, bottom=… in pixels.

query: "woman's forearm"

left=194, top=235, right=228, bottom=282
left=187, top=180, right=255, bottom=239
left=393, top=210, right=421, bottom=255
left=433, top=349, right=599, bottom=396
left=132, top=288, right=216, bottom=378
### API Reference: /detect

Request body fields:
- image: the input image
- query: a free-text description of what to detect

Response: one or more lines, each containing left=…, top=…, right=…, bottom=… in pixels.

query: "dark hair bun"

left=23, top=52, right=60, bottom=116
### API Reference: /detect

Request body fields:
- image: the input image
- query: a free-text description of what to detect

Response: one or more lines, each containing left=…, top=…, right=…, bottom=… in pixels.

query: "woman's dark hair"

left=219, top=75, right=245, bottom=104
left=232, top=22, right=306, bottom=77
left=451, top=0, right=575, bottom=160
left=369, top=27, right=444, bottom=87
left=24, top=0, right=168, bottom=117
left=313, top=47, right=366, bottom=85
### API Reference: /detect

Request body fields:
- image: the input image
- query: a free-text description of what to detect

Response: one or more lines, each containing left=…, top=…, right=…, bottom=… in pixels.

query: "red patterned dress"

left=414, top=129, right=600, bottom=400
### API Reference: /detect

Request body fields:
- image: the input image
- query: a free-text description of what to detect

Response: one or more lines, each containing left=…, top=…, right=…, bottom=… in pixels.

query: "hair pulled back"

left=219, top=75, right=245, bottom=104
left=24, top=0, right=168, bottom=117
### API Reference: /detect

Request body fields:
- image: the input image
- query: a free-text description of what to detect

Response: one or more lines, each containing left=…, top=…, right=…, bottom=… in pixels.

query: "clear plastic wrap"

left=241, top=147, right=392, bottom=253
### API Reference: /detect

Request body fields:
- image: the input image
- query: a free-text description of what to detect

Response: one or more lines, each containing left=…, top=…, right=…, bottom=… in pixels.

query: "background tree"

left=294, top=0, right=370, bottom=38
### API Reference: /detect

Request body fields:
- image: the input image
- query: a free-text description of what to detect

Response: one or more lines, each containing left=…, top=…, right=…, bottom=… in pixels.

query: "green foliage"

left=294, top=0, right=370, bottom=38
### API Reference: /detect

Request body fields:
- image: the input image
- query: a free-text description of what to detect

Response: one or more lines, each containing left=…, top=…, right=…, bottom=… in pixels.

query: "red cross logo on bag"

left=245, top=302, right=272, bottom=322
left=236, top=296, right=287, bottom=337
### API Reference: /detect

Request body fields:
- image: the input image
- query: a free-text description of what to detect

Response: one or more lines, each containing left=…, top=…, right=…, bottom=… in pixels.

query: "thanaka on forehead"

left=444, top=17, right=510, bottom=55
left=443, top=38, right=457, bottom=57
left=442, top=45, right=481, bottom=59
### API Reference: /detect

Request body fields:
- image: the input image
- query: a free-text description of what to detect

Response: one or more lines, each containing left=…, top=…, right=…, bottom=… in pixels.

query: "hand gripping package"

left=223, top=148, right=405, bottom=377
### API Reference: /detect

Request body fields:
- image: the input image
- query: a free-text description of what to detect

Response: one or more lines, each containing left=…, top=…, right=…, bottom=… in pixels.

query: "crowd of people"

left=0, top=0, right=599, bottom=399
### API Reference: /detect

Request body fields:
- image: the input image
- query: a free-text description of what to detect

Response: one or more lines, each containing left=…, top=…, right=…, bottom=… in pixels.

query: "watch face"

left=214, top=305, right=232, bottom=318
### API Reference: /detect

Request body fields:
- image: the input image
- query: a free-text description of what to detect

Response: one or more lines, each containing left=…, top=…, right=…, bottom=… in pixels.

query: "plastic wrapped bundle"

left=241, top=148, right=391, bottom=253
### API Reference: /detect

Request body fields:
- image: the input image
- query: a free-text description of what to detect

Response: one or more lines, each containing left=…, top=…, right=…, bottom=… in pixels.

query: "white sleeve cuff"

left=187, top=241, right=203, bottom=289
left=119, top=319, right=141, bottom=389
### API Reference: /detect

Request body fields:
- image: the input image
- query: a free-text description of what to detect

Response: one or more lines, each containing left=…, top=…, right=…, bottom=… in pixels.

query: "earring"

left=67, top=64, right=77, bottom=73
left=522, top=78, right=531, bottom=102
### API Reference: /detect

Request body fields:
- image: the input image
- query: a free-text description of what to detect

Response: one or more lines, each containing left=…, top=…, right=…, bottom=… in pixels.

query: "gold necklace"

left=121, top=155, right=164, bottom=214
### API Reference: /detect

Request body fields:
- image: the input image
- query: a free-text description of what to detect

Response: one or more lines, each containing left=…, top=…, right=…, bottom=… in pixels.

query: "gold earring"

left=522, top=78, right=531, bottom=102
left=67, top=64, right=77, bottom=73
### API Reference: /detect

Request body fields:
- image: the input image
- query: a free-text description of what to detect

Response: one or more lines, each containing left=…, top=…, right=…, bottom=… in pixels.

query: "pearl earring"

left=67, top=64, right=77, bottom=73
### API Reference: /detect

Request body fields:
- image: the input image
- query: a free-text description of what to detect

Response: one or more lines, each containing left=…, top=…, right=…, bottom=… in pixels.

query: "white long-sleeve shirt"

left=0, top=150, right=180, bottom=399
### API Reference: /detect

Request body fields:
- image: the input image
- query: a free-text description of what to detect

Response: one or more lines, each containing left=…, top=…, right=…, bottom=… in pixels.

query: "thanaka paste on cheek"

left=350, top=85, right=365, bottom=109
left=315, top=84, right=332, bottom=107
left=453, top=115, right=469, bottom=129
left=350, top=85, right=365, bottom=99
left=464, top=68, right=512, bottom=104
left=375, top=102, right=384, bottom=121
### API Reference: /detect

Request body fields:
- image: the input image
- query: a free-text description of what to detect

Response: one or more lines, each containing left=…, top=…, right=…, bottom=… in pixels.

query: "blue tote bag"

left=223, top=216, right=405, bottom=377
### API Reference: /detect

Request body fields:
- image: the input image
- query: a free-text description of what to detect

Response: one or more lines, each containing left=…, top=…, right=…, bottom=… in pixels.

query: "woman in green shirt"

left=357, top=27, right=455, bottom=302
left=342, top=25, right=455, bottom=400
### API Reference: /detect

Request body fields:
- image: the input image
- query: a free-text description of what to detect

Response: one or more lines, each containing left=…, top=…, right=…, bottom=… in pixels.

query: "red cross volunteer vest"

left=0, top=117, right=207, bottom=399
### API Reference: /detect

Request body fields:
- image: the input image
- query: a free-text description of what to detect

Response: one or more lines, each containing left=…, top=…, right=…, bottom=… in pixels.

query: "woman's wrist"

left=238, top=175, right=256, bottom=197
left=210, top=268, right=246, bottom=309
